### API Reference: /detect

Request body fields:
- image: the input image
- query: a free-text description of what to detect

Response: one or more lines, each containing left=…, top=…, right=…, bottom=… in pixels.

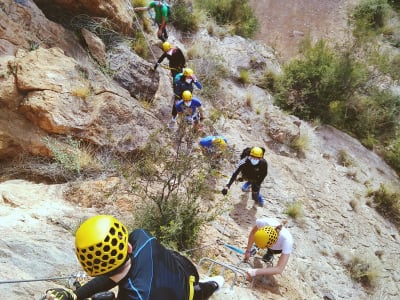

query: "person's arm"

left=247, top=253, right=290, bottom=278
left=154, top=53, right=167, bottom=70
left=134, top=6, right=150, bottom=12
left=192, top=75, right=202, bottom=89
left=225, top=163, right=243, bottom=188
left=75, top=276, right=117, bottom=299
left=244, top=225, right=258, bottom=261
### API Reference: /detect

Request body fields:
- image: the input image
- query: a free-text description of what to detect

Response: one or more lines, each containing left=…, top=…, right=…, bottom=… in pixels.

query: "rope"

left=130, top=6, right=158, bottom=62
left=0, top=275, right=76, bottom=284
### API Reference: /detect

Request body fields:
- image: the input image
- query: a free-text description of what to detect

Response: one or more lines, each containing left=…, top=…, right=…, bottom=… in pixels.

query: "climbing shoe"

left=241, top=181, right=251, bottom=192
left=258, top=194, right=264, bottom=207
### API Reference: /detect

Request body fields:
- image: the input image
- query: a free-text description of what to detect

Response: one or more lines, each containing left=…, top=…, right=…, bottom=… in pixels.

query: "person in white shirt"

left=244, top=217, right=293, bottom=279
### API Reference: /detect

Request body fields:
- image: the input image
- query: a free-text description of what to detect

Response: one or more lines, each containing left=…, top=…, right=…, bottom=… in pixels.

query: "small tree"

left=127, top=130, right=216, bottom=250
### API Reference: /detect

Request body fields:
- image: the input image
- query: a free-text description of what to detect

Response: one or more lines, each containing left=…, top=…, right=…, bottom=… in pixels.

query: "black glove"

left=221, top=187, right=228, bottom=195
left=153, top=63, right=159, bottom=71
left=42, top=288, right=77, bottom=300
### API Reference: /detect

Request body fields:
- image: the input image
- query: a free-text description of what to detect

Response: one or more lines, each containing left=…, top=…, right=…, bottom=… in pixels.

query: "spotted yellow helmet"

left=253, top=226, right=278, bottom=249
left=182, top=90, right=192, bottom=101
left=250, top=147, right=263, bottom=158
left=75, top=215, right=129, bottom=276
left=162, top=41, right=172, bottom=52
left=183, top=68, right=194, bottom=77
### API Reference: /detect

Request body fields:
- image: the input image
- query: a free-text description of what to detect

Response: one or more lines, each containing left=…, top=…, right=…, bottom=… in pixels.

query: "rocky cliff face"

left=0, top=1, right=399, bottom=299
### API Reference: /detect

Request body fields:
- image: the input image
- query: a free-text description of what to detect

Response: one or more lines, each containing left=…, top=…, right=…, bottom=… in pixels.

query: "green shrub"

left=369, top=183, right=400, bottom=229
left=258, top=70, right=278, bottom=92
left=129, top=132, right=216, bottom=250
left=275, top=38, right=368, bottom=123
left=345, top=254, right=381, bottom=289
left=352, top=0, right=390, bottom=39
left=368, top=49, right=400, bottom=80
left=132, top=30, right=149, bottom=59
left=238, top=69, right=250, bottom=84
left=344, top=88, right=400, bottom=142
left=284, top=201, right=303, bottom=219
left=44, top=136, right=82, bottom=174
left=384, top=136, right=400, bottom=173
left=170, top=0, right=199, bottom=33
left=194, top=0, right=258, bottom=38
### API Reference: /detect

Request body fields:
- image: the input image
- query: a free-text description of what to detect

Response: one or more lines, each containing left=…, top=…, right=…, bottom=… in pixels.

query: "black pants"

left=157, top=24, right=168, bottom=42
left=171, top=94, right=180, bottom=118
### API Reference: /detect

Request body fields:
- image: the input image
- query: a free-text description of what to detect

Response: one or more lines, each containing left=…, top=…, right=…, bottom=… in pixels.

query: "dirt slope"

left=249, top=0, right=359, bottom=62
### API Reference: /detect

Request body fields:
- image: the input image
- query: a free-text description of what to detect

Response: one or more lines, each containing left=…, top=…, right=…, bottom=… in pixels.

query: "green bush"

left=129, top=132, right=215, bottom=250
left=194, top=0, right=258, bottom=38
left=352, top=0, right=390, bottom=38
left=274, top=38, right=368, bottom=123
left=170, top=0, right=199, bottom=33
left=384, top=136, right=400, bottom=173
left=369, top=183, right=400, bottom=230
left=344, top=88, right=400, bottom=142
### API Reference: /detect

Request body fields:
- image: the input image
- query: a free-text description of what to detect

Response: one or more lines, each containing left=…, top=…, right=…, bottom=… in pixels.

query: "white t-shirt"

left=255, top=218, right=294, bottom=254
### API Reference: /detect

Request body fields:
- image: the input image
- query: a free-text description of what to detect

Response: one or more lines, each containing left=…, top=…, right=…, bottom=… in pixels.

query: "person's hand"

left=244, top=250, right=251, bottom=261
left=153, top=63, right=159, bottom=71
left=41, top=288, right=77, bottom=300
left=246, top=268, right=257, bottom=280
left=221, top=186, right=229, bottom=195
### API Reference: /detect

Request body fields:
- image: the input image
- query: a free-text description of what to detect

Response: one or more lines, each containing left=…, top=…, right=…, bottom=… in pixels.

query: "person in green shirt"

left=134, top=1, right=169, bottom=42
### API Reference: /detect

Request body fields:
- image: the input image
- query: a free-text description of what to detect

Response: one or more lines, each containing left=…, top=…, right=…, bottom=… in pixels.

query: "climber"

left=221, top=146, right=268, bottom=207
left=154, top=42, right=186, bottom=78
left=134, top=1, right=169, bottom=42
left=175, top=90, right=203, bottom=131
left=170, top=67, right=202, bottom=128
left=41, top=215, right=224, bottom=300
left=244, top=217, right=293, bottom=279
left=199, top=135, right=228, bottom=162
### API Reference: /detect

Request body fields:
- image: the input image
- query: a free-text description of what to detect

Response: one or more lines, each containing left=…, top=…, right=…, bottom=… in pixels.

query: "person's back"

left=117, top=229, right=195, bottom=299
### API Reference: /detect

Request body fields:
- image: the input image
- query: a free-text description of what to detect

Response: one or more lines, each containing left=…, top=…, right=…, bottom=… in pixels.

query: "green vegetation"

left=194, top=0, right=258, bottom=38
left=274, top=33, right=400, bottom=173
left=275, top=38, right=368, bottom=123
left=345, top=254, right=381, bottom=289
left=368, top=183, right=400, bottom=230
left=284, top=201, right=303, bottom=219
left=122, top=132, right=218, bottom=250
left=170, top=0, right=199, bottom=33
left=352, top=0, right=390, bottom=40
left=44, top=136, right=83, bottom=174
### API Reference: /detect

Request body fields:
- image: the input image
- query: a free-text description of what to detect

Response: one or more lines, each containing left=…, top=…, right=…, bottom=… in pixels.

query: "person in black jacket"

left=222, top=147, right=268, bottom=207
left=41, top=215, right=224, bottom=300
left=154, top=42, right=186, bottom=79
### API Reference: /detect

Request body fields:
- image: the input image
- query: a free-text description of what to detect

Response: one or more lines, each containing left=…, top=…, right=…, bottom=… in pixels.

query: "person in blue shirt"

left=199, top=136, right=227, bottom=158
left=170, top=68, right=202, bottom=127
left=134, top=1, right=169, bottom=42
left=41, top=215, right=224, bottom=300
left=175, top=90, right=203, bottom=130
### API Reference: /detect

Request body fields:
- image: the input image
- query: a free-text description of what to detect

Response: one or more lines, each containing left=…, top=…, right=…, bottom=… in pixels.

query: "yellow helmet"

left=75, top=215, right=129, bottom=276
left=212, top=137, right=227, bottom=151
left=162, top=41, right=172, bottom=52
left=182, top=90, right=192, bottom=101
left=253, top=226, right=278, bottom=249
left=183, top=68, right=194, bottom=77
left=250, top=147, right=263, bottom=158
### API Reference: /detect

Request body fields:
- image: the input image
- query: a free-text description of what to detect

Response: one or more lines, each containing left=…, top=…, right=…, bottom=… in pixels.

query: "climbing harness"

left=160, top=64, right=180, bottom=71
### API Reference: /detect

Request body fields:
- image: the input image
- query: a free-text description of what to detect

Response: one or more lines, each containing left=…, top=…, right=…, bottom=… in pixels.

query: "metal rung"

left=197, top=257, right=255, bottom=289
